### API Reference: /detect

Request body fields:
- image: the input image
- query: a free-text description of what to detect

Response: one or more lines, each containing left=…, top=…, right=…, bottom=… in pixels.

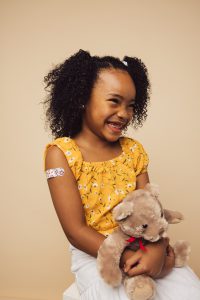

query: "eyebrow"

left=108, top=93, right=135, bottom=102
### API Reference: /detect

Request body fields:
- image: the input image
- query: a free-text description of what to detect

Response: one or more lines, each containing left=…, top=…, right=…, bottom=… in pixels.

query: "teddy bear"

left=97, top=183, right=190, bottom=300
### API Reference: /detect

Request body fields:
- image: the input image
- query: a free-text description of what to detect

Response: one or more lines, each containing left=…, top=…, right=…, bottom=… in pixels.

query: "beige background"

left=1, top=0, right=200, bottom=299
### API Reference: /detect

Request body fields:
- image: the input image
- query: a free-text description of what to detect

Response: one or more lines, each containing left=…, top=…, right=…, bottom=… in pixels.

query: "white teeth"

left=108, top=122, right=123, bottom=129
left=111, top=123, right=121, bottom=128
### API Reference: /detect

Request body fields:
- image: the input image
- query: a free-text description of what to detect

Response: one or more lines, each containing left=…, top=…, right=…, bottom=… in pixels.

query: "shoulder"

left=43, top=137, right=82, bottom=177
left=120, top=136, right=146, bottom=152
left=45, top=144, right=65, bottom=160
left=44, top=137, right=72, bottom=170
left=44, top=137, right=73, bottom=156
left=120, top=136, right=149, bottom=175
left=44, top=143, right=69, bottom=171
left=46, top=137, right=72, bottom=150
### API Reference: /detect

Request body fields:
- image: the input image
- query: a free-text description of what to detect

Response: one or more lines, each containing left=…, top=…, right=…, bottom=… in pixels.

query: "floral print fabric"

left=44, top=137, right=149, bottom=236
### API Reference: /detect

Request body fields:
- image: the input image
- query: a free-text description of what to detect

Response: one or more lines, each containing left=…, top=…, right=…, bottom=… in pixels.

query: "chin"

left=102, top=135, right=120, bottom=143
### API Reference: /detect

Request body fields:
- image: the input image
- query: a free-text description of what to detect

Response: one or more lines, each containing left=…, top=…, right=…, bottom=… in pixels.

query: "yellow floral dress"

left=44, top=136, right=149, bottom=236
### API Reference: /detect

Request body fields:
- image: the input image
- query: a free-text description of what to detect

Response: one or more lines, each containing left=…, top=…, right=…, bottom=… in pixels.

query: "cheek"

left=85, top=105, right=99, bottom=121
left=90, top=101, right=107, bottom=114
left=95, top=106, right=114, bottom=123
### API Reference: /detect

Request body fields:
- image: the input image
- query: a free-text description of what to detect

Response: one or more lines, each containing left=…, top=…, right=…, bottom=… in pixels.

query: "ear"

left=164, top=209, right=184, bottom=224
left=112, top=201, right=134, bottom=221
left=144, top=183, right=159, bottom=198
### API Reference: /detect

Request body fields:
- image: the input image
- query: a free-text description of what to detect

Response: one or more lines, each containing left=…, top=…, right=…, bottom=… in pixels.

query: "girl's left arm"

left=135, top=171, right=150, bottom=189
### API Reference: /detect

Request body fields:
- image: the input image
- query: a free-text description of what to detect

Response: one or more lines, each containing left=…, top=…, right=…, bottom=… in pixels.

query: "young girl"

left=43, top=50, right=200, bottom=299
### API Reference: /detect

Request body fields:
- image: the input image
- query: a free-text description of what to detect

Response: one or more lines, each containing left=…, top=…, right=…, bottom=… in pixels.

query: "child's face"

left=82, top=68, right=136, bottom=142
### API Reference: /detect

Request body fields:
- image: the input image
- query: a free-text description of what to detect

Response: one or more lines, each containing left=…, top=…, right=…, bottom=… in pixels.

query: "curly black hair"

left=44, top=49, right=151, bottom=138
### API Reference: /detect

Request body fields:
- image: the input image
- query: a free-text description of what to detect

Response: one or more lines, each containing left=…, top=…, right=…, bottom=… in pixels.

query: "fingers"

left=123, top=252, right=141, bottom=273
left=123, top=239, right=172, bottom=278
left=125, top=263, right=147, bottom=277
left=123, top=251, right=150, bottom=277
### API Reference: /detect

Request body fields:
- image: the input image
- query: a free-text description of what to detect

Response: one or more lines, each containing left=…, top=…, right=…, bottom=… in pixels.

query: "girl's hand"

left=154, top=244, right=175, bottom=279
left=123, top=238, right=169, bottom=278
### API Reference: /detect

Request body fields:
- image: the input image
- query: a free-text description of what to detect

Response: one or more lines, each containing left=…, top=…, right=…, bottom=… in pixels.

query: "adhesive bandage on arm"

left=45, top=168, right=65, bottom=179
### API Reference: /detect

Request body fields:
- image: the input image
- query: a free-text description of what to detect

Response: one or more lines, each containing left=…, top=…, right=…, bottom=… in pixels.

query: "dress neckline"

left=70, top=137, right=125, bottom=165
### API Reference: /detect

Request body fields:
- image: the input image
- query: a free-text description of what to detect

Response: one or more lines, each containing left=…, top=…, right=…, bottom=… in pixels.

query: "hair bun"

left=70, top=49, right=92, bottom=61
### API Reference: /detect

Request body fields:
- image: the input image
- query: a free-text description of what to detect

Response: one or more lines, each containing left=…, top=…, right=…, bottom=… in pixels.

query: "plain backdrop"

left=1, top=0, right=200, bottom=299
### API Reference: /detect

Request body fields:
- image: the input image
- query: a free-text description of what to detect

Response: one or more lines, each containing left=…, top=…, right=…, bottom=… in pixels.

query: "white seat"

left=63, top=282, right=80, bottom=300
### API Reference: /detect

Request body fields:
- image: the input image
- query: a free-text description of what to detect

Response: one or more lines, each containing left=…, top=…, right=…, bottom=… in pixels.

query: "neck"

left=74, top=128, right=119, bottom=150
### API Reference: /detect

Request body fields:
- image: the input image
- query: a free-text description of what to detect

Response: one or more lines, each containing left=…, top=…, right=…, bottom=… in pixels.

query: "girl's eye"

left=108, top=99, right=134, bottom=110
left=129, top=103, right=135, bottom=108
left=109, top=99, right=119, bottom=104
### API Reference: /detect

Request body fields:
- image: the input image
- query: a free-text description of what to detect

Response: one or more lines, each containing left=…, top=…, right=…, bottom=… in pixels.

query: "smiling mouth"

left=106, top=121, right=127, bottom=133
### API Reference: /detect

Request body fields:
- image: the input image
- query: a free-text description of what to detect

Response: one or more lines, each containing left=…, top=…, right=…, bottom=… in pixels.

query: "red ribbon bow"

left=126, top=236, right=147, bottom=251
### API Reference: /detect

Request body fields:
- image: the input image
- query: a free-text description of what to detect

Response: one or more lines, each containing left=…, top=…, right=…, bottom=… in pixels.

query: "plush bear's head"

left=112, top=183, right=183, bottom=242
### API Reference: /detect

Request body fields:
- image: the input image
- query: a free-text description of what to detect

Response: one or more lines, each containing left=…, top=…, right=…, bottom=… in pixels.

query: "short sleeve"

left=134, top=140, right=149, bottom=176
left=43, top=137, right=82, bottom=179
left=122, top=137, right=149, bottom=176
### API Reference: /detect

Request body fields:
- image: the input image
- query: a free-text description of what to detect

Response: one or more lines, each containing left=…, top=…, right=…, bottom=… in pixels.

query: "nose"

left=117, top=106, right=132, bottom=120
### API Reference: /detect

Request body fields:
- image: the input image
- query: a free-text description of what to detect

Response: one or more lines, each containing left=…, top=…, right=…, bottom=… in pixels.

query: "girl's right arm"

left=45, top=146, right=105, bottom=257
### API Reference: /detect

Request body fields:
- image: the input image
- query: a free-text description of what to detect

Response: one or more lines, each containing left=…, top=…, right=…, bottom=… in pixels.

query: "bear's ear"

left=112, top=201, right=134, bottom=221
left=144, top=183, right=159, bottom=198
left=164, top=209, right=184, bottom=224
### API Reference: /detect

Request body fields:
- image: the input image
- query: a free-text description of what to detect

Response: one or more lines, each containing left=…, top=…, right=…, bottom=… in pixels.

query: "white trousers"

left=70, top=246, right=200, bottom=300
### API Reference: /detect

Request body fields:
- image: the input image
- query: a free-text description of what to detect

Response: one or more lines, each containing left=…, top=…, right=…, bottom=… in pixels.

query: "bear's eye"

left=142, top=224, right=148, bottom=229
left=161, top=211, right=164, bottom=217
